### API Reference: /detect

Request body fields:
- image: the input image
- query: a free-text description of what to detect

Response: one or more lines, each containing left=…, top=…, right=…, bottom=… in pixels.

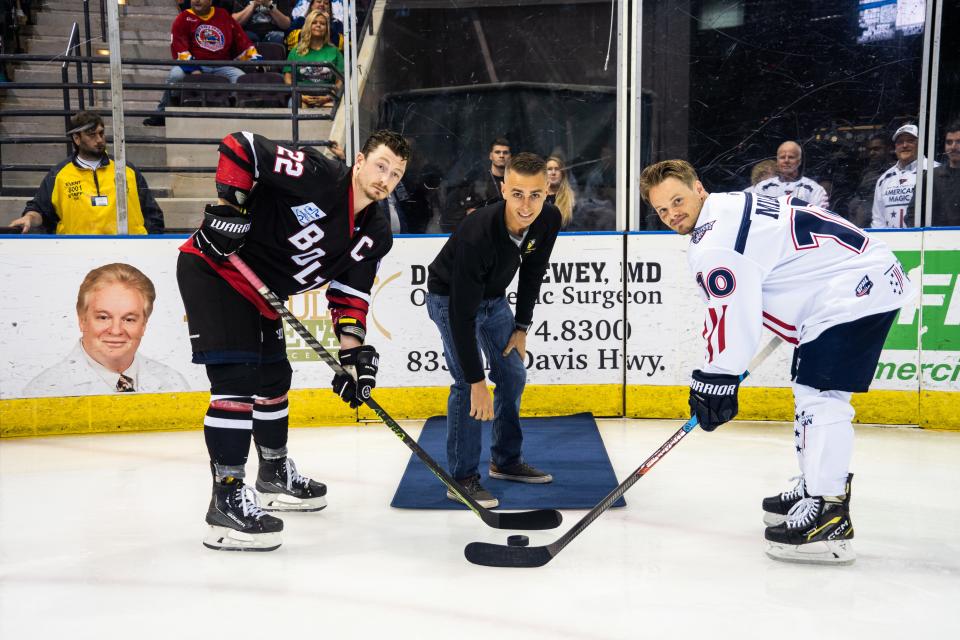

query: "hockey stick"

left=464, top=336, right=783, bottom=567
left=227, top=254, right=562, bottom=531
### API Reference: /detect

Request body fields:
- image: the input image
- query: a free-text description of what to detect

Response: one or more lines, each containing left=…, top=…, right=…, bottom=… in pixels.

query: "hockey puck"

left=506, top=535, right=529, bottom=547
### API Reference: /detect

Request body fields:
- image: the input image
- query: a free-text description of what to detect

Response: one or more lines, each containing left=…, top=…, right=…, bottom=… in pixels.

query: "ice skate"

left=255, top=456, right=327, bottom=512
left=762, top=476, right=807, bottom=526
left=764, top=474, right=855, bottom=566
left=204, top=480, right=283, bottom=552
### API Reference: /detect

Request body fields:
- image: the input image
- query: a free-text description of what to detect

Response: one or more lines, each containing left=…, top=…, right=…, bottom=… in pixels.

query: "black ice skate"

left=762, top=476, right=807, bottom=526
left=764, top=474, right=854, bottom=565
left=204, top=480, right=283, bottom=552
left=255, top=456, right=328, bottom=512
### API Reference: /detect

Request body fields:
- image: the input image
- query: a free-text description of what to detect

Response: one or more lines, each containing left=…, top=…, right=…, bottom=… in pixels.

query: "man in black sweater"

left=426, top=153, right=562, bottom=508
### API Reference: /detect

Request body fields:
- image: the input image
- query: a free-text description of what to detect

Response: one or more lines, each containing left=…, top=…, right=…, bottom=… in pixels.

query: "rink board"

left=0, top=230, right=957, bottom=436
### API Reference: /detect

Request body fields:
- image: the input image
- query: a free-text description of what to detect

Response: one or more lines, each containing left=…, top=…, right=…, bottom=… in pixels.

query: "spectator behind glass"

left=288, top=0, right=342, bottom=50
left=144, top=0, right=260, bottom=127
left=574, top=145, right=616, bottom=230
left=9, top=112, right=164, bottom=235
left=847, top=134, right=893, bottom=227
left=232, top=0, right=291, bottom=44
left=744, top=159, right=777, bottom=192
left=283, top=9, right=342, bottom=109
left=545, top=155, right=576, bottom=228
left=753, top=140, right=830, bottom=208
left=872, top=123, right=939, bottom=228
left=443, top=137, right=511, bottom=232
left=923, top=119, right=960, bottom=227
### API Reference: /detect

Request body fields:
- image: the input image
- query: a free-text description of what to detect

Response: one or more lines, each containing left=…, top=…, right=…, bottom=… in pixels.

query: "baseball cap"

left=892, top=123, right=918, bottom=142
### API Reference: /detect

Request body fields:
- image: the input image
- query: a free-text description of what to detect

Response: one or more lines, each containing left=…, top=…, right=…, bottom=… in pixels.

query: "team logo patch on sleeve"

left=855, top=275, right=873, bottom=297
left=690, top=220, right=715, bottom=244
left=291, top=202, right=326, bottom=226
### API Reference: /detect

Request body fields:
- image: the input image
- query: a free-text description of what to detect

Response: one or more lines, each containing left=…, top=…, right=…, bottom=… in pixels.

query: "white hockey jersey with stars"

left=753, top=175, right=829, bottom=209
left=687, top=192, right=916, bottom=376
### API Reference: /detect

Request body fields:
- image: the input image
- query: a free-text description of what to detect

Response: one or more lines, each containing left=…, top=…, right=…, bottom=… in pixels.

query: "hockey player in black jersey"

left=177, top=130, right=410, bottom=551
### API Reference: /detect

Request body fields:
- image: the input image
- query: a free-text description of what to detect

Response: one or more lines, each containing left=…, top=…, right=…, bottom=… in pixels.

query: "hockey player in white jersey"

left=640, top=159, right=916, bottom=565
left=753, top=140, right=829, bottom=209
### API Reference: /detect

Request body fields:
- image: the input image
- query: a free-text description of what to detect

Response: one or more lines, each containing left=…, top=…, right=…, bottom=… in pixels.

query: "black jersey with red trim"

left=179, top=132, right=393, bottom=336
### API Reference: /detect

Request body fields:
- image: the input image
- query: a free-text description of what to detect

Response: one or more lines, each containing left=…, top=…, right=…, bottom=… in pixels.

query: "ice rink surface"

left=1, top=419, right=958, bottom=639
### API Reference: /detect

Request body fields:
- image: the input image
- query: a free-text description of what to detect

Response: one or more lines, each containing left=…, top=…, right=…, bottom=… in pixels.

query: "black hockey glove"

left=194, top=204, right=251, bottom=263
left=332, top=345, right=379, bottom=408
left=689, top=369, right=740, bottom=432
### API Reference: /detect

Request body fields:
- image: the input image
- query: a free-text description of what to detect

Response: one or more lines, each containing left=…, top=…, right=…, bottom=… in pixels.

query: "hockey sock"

left=792, top=383, right=854, bottom=497
left=204, top=394, right=255, bottom=473
left=252, top=394, right=289, bottom=452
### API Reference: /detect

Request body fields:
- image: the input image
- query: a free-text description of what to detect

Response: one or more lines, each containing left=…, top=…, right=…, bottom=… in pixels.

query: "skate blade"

left=203, top=526, right=282, bottom=552
left=765, top=539, right=855, bottom=565
left=258, top=492, right=327, bottom=512
left=763, top=512, right=787, bottom=527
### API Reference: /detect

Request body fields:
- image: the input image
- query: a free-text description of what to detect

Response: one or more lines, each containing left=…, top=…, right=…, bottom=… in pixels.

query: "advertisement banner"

left=0, top=230, right=954, bottom=401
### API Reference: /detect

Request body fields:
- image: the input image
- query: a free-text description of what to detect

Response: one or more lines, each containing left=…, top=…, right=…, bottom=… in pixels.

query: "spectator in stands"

left=375, top=137, right=442, bottom=234
left=442, top=137, right=510, bottom=232
left=144, top=0, right=260, bottom=127
left=283, top=9, right=342, bottom=109
left=287, top=0, right=342, bottom=50
left=913, top=119, right=960, bottom=228
left=545, top=155, right=576, bottom=228
left=754, top=140, right=829, bottom=208
left=232, top=0, right=291, bottom=44
left=9, top=112, right=164, bottom=235
left=744, top=159, right=776, bottom=192
left=872, top=123, right=939, bottom=228
left=847, top=134, right=893, bottom=227
left=570, top=145, right=616, bottom=231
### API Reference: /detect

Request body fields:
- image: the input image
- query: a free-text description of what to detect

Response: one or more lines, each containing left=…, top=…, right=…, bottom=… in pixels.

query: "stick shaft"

left=227, top=254, right=561, bottom=530
left=465, top=336, right=782, bottom=566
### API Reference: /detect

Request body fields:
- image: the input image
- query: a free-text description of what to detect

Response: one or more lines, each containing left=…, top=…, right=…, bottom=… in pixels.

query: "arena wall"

left=1, top=229, right=957, bottom=437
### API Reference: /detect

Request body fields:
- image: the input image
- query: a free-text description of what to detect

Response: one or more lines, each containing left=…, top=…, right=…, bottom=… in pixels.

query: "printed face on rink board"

left=501, top=167, right=548, bottom=235
left=647, top=177, right=708, bottom=235
left=353, top=145, right=407, bottom=204
left=78, top=284, right=149, bottom=373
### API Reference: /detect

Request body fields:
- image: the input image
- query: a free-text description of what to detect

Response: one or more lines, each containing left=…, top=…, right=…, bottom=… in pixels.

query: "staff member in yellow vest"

left=9, top=112, right=165, bottom=235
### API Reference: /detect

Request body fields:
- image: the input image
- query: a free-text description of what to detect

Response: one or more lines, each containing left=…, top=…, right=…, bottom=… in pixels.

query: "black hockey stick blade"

left=463, top=337, right=783, bottom=567
left=464, top=541, right=555, bottom=568
left=227, top=254, right=562, bottom=531
left=488, top=509, right=562, bottom=530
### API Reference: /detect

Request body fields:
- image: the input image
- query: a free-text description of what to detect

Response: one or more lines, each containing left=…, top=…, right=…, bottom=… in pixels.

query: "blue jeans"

left=426, top=293, right=526, bottom=480
left=156, top=65, right=245, bottom=111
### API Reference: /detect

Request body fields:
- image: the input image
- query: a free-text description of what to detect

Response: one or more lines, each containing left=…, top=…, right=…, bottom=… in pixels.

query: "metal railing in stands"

left=0, top=55, right=344, bottom=188
left=0, top=0, right=375, bottom=194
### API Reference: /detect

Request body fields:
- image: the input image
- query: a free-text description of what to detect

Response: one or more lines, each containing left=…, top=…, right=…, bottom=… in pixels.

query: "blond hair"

left=297, top=10, right=331, bottom=56
left=639, top=160, right=700, bottom=204
left=546, top=155, right=576, bottom=228
left=76, top=263, right=156, bottom=319
left=750, top=159, right=777, bottom=186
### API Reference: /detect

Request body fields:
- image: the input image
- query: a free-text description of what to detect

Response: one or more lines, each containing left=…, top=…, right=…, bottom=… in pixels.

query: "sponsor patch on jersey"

left=291, top=202, right=326, bottom=226
left=855, top=275, right=873, bottom=297
left=690, top=220, right=715, bottom=244
left=194, top=24, right=226, bottom=52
